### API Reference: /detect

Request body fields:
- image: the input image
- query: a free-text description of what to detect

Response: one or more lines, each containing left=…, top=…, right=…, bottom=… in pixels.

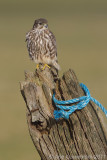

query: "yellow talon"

left=36, top=64, right=39, bottom=69
left=42, top=64, right=50, bottom=70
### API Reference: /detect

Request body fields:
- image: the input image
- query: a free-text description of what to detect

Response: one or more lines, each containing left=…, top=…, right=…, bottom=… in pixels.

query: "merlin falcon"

left=26, top=18, right=60, bottom=70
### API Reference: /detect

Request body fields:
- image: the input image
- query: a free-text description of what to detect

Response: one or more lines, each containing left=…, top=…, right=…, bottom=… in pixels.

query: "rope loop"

left=53, top=83, right=107, bottom=120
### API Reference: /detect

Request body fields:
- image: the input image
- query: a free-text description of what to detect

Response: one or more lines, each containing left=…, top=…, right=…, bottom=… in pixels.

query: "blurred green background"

left=0, top=0, right=107, bottom=159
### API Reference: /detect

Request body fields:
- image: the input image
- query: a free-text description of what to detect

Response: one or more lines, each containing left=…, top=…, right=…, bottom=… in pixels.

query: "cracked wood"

left=20, top=67, right=107, bottom=160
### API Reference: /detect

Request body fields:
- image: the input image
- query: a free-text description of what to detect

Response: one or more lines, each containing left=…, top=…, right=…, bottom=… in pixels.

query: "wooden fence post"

left=20, top=66, right=107, bottom=160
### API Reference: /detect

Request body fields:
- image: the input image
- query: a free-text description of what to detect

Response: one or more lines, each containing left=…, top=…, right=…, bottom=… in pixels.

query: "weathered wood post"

left=20, top=66, right=107, bottom=160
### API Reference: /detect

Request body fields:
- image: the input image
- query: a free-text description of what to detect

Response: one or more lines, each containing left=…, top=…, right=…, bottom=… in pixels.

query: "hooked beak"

left=44, top=24, right=48, bottom=28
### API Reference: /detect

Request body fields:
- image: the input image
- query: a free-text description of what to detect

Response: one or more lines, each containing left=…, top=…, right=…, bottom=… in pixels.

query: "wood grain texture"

left=20, top=67, right=107, bottom=160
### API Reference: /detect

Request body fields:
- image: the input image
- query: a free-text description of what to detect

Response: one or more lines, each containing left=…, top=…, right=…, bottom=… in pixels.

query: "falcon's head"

left=33, top=18, right=48, bottom=30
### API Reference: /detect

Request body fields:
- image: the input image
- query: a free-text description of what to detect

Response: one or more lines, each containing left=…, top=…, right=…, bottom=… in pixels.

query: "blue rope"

left=53, top=83, right=107, bottom=120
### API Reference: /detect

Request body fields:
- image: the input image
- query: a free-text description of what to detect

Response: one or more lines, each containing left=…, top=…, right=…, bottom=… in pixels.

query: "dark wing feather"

left=49, top=30, right=57, bottom=57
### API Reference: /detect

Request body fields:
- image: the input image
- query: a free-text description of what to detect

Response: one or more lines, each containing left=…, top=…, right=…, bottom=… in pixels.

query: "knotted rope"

left=53, top=83, right=107, bottom=120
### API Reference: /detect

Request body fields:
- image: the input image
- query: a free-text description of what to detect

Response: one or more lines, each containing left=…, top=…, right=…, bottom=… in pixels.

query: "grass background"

left=0, top=0, right=107, bottom=159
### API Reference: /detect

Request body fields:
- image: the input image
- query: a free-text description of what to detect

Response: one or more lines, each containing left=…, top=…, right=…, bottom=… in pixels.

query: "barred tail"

left=52, top=61, right=61, bottom=70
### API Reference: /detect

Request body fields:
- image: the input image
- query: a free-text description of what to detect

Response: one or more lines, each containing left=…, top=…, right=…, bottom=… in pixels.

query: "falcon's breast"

left=26, top=29, right=57, bottom=64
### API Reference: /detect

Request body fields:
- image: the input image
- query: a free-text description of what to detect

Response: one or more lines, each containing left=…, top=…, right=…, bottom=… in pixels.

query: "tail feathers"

left=52, top=61, right=61, bottom=70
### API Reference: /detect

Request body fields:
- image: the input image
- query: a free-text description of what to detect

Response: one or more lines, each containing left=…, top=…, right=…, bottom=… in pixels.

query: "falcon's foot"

left=36, top=64, right=39, bottom=69
left=42, top=64, right=50, bottom=70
